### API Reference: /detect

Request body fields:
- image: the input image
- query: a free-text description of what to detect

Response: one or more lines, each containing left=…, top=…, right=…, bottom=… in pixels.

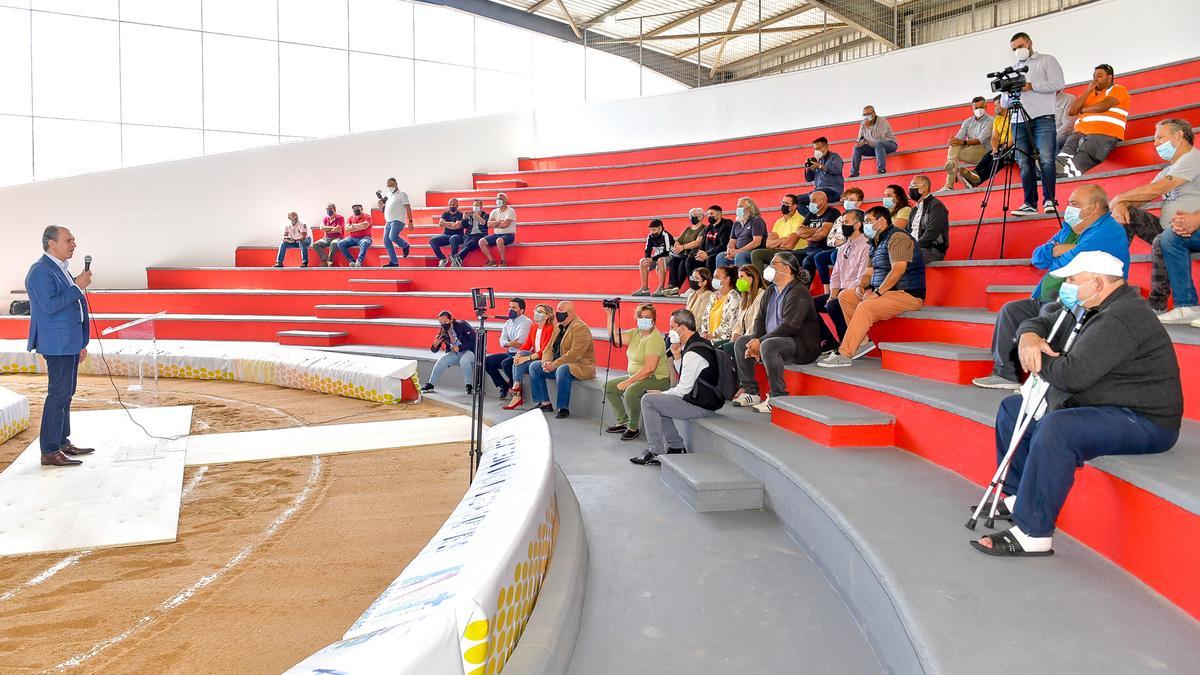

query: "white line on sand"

left=52, top=457, right=323, bottom=671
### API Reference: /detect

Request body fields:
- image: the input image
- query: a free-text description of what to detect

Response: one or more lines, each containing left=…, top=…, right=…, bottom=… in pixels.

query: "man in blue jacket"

left=973, top=185, right=1129, bottom=389
left=26, top=226, right=95, bottom=467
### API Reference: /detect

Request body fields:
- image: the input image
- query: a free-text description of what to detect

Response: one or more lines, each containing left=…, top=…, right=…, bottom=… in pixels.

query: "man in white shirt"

left=377, top=177, right=413, bottom=267
left=630, top=309, right=724, bottom=466
left=479, top=193, right=517, bottom=267
left=1000, top=32, right=1066, bottom=217
left=485, top=298, right=533, bottom=399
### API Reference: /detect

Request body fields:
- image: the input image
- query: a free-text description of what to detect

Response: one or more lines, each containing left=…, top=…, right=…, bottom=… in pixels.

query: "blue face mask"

left=807, top=202, right=820, bottom=215
left=1157, top=139, right=1177, bottom=162
left=863, top=220, right=877, bottom=238
left=736, top=207, right=747, bottom=221
left=843, top=200, right=859, bottom=211
left=1058, top=282, right=1081, bottom=310
left=1062, top=205, right=1082, bottom=227
left=882, top=196, right=895, bottom=210
left=636, top=317, right=654, bottom=331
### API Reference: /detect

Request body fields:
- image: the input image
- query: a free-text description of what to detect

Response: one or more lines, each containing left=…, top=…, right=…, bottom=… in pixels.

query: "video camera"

left=601, top=297, right=621, bottom=310
left=988, top=65, right=1028, bottom=95
left=470, top=287, right=495, bottom=317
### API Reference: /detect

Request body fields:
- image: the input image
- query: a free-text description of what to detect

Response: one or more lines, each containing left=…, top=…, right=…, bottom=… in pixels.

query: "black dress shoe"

left=665, top=447, right=687, bottom=455
left=60, top=444, right=95, bottom=456
left=41, top=451, right=82, bottom=467
left=535, top=403, right=553, bottom=413
left=605, top=424, right=627, bottom=434
left=620, top=428, right=641, bottom=441
left=629, top=450, right=660, bottom=466
left=382, top=262, right=399, bottom=268
left=421, top=383, right=435, bottom=392
left=499, top=388, right=509, bottom=400
left=555, top=408, right=570, bottom=419
left=466, top=384, right=474, bottom=396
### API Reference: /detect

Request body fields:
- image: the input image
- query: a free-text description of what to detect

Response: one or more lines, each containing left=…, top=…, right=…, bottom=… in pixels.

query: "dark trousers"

left=989, top=298, right=1060, bottom=381
left=796, top=188, right=841, bottom=208
left=996, top=395, right=1178, bottom=537
left=800, top=245, right=834, bottom=284
left=974, top=150, right=1013, bottom=183
left=1124, top=206, right=1171, bottom=311
left=41, top=353, right=80, bottom=454
left=667, top=254, right=692, bottom=289
left=813, top=293, right=847, bottom=348
left=1056, top=132, right=1119, bottom=177
left=485, top=352, right=515, bottom=391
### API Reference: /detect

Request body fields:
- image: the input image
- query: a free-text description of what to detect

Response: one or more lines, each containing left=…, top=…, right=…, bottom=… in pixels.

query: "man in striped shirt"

left=1056, top=64, right=1130, bottom=178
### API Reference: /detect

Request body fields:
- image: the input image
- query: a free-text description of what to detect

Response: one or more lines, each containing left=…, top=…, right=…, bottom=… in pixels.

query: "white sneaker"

left=1011, top=204, right=1037, bottom=217
left=1190, top=317, right=1200, bottom=329
left=1159, top=306, right=1200, bottom=324
left=732, top=392, right=762, bottom=407
left=1042, top=200, right=1059, bottom=214
left=751, top=398, right=773, bottom=414
left=850, top=339, right=876, bottom=360
left=973, top=375, right=1021, bottom=390
left=438, top=259, right=449, bottom=268
left=817, top=352, right=853, bottom=368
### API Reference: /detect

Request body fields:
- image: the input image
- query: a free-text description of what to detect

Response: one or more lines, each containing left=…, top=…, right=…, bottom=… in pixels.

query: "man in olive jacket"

left=732, top=251, right=821, bottom=414
left=527, top=301, right=596, bottom=419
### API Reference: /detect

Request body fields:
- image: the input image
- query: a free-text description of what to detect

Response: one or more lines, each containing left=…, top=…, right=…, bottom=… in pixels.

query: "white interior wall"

left=530, top=0, right=1198, bottom=156
left=1, top=0, right=1194, bottom=309
left=0, top=111, right=533, bottom=303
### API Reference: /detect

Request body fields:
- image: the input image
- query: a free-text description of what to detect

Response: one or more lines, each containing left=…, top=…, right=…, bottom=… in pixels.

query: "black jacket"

left=911, top=195, right=950, bottom=254
left=432, top=319, right=477, bottom=354
left=751, top=279, right=822, bottom=365
left=1018, top=285, right=1183, bottom=431
left=701, top=218, right=733, bottom=259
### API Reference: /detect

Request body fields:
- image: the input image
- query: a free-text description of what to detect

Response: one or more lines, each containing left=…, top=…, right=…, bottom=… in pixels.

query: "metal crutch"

left=966, top=307, right=1085, bottom=530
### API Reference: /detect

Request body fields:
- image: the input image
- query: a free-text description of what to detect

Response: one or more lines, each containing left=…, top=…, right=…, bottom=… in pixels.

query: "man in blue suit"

left=26, top=226, right=95, bottom=467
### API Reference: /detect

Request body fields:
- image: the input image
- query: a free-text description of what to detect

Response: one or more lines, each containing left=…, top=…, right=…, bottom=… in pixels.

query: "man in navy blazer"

left=26, top=226, right=95, bottom=467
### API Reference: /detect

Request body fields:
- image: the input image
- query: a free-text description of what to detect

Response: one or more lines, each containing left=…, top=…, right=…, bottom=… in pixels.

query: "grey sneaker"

left=1011, top=204, right=1038, bottom=217
left=631, top=288, right=651, bottom=297
left=817, top=352, right=853, bottom=368
left=972, top=374, right=1021, bottom=390
left=850, top=339, right=876, bottom=360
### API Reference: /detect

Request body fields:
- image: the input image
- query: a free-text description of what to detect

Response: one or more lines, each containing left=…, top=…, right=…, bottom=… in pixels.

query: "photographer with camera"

left=421, top=310, right=478, bottom=395
left=603, top=302, right=671, bottom=442
left=998, top=32, right=1065, bottom=217
left=802, top=137, right=844, bottom=205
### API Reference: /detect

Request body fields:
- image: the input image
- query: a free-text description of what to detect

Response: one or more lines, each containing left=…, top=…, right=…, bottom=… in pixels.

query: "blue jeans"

left=1012, top=115, right=1057, bottom=207
left=527, top=360, right=575, bottom=409
left=996, top=395, right=1178, bottom=537
left=801, top=246, right=835, bottom=284
left=813, top=293, right=846, bottom=347
left=510, top=351, right=534, bottom=387
left=337, top=236, right=373, bottom=263
left=384, top=220, right=409, bottom=263
left=430, top=234, right=455, bottom=261
left=1157, top=227, right=1200, bottom=307
left=851, top=139, right=898, bottom=174
left=452, top=234, right=484, bottom=261
left=41, top=354, right=79, bottom=454
left=715, top=250, right=754, bottom=268
left=485, top=352, right=517, bottom=391
left=276, top=238, right=311, bottom=265
left=429, top=349, right=475, bottom=388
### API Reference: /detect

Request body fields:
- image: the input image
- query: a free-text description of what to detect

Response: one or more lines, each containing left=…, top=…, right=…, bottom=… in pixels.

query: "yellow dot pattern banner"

left=0, top=385, right=31, bottom=447
left=461, top=496, right=560, bottom=675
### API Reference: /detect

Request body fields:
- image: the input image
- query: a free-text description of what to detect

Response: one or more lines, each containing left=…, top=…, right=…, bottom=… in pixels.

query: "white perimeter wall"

left=0, top=0, right=1195, bottom=307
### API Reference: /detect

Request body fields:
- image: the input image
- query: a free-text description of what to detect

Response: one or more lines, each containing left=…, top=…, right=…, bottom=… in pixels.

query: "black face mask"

left=353, top=209, right=362, bottom=216
left=841, top=224, right=855, bottom=238
left=690, top=216, right=701, bottom=225
left=508, top=310, right=519, bottom=320
left=555, top=311, right=569, bottom=323
left=449, top=206, right=458, bottom=212
left=908, top=187, right=923, bottom=202
left=707, top=216, right=717, bottom=225
left=780, top=204, right=791, bottom=215
left=440, top=322, right=451, bottom=330
left=688, top=279, right=701, bottom=290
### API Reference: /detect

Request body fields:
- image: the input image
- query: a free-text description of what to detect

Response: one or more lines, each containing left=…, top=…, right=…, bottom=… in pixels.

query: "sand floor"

left=0, top=374, right=469, bottom=673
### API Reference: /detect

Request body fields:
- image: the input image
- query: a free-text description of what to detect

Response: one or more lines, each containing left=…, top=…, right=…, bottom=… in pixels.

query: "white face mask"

left=533, top=312, right=547, bottom=322
left=496, top=200, right=505, bottom=208
left=763, top=266, right=777, bottom=283
left=668, top=329, right=681, bottom=345
left=712, top=278, right=723, bottom=291
left=813, top=149, right=825, bottom=159
left=1013, top=47, right=1031, bottom=62
left=973, top=107, right=986, bottom=119
left=472, top=205, right=481, bottom=213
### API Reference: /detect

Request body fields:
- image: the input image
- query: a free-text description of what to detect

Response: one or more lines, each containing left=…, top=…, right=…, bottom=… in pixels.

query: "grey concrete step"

left=876, top=341, right=990, bottom=361
left=659, top=452, right=764, bottom=512
left=769, top=395, right=894, bottom=426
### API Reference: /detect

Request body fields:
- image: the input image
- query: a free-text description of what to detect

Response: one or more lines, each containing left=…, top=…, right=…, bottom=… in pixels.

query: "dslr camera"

left=804, top=157, right=819, bottom=168
left=988, top=65, right=1028, bottom=95
left=602, top=297, right=621, bottom=310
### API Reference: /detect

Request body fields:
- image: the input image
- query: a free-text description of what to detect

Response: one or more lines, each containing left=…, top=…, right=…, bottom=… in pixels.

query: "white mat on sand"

left=0, top=406, right=192, bottom=557
left=182, top=416, right=473, bottom=466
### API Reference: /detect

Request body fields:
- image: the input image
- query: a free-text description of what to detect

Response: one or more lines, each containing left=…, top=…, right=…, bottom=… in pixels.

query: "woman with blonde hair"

left=503, top=303, right=555, bottom=410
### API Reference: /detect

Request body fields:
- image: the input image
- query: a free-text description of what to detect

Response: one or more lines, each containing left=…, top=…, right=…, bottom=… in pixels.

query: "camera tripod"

left=467, top=287, right=495, bottom=482
left=597, top=298, right=624, bottom=435
left=967, top=95, right=1062, bottom=260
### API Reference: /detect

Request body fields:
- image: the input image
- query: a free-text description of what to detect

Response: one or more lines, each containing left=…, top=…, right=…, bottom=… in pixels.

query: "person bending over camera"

left=526, top=301, right=595, bottom=419
left=603, top=303, right=671, bottom=441
left=421, top=311, right=477, bottom=394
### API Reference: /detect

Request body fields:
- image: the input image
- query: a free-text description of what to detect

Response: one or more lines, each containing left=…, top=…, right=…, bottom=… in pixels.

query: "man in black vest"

left=630, top=309, right=723, bottom=466
left=906, top=175, right=950, bottom=263
left=818, top=207, right=926, bottom=367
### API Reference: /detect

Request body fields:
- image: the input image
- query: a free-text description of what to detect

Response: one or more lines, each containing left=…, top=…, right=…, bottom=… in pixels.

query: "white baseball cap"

left=1050, top=250, right=1125, bottom=278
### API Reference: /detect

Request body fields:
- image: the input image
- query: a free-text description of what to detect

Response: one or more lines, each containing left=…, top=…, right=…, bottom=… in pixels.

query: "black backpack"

left=691, top=341, right=737, bottom=406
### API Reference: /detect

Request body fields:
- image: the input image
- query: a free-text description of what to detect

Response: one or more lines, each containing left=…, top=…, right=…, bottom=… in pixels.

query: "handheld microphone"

left=84, top=255, right=92, bottom=272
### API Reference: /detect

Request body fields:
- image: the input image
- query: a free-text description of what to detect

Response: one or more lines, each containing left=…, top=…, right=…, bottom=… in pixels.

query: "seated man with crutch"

left=971, top=251, right=1182, bottom=557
